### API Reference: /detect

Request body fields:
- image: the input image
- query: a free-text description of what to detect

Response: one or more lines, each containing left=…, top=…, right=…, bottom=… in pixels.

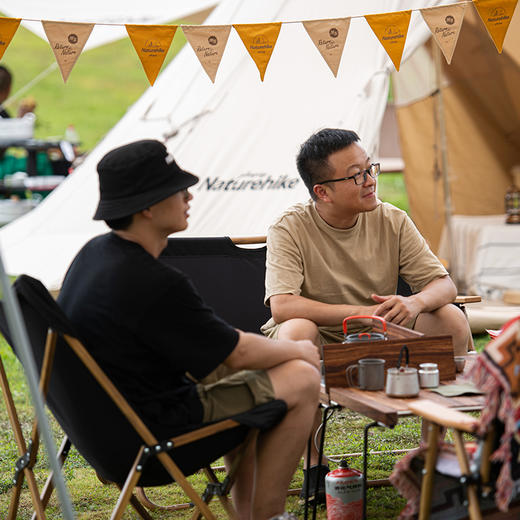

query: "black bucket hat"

left=93, top=139, right=199, bottom=220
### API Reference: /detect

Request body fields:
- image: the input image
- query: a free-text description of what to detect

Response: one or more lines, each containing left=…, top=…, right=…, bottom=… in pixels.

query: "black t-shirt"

left=58, top=233, right=239, bottom=430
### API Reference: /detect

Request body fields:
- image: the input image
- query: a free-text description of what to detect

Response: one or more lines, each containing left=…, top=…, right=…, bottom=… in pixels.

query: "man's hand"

left=371, top=293, right=422, bottom=326
left=295, top=339, right=321, bottom=371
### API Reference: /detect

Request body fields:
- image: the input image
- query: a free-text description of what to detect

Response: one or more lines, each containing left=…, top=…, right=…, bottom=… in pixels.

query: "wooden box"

left=322, top=321, right=455, bottom=390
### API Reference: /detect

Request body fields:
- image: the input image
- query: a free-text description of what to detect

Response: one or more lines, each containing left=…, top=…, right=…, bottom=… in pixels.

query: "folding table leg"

left=362, top=421, right=389, bottom=520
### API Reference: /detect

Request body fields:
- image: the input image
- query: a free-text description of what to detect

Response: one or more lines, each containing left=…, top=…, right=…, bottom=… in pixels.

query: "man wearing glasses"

left=261, top=128, right=471, bottom=500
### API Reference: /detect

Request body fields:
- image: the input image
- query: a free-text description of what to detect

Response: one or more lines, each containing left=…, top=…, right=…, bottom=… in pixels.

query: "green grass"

left=0, top=332, right=490, bottom=519
left=378, top=172, right=409, bottom=213
left=1, top=19, right=187, bottom=152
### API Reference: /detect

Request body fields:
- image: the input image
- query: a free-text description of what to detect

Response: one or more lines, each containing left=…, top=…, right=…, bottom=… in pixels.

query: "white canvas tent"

left=0, top=0, right=458, bottom=289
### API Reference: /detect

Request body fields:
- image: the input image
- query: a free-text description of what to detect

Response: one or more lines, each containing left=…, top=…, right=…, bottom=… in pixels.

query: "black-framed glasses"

left=318, top=163, right=381, bottom=186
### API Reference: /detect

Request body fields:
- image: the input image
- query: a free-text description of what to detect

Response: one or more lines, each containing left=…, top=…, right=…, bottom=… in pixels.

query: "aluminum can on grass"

left=325, top=460, right=363, bottom=520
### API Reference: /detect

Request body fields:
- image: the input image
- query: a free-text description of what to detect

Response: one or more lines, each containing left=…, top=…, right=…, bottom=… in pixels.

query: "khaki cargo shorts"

left=262, top=318, right=418, bottom=345
left=196, top=364, right=275, bottom=423
left=261, top=321, right=346, bottom=345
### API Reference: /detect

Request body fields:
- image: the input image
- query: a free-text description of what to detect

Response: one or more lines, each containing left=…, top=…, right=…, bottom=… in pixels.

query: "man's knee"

left=269, top=359, right=320, bottom=407
left=416, top=303, right=470, bottom=356
left=278, top=318, right=319, bottom=343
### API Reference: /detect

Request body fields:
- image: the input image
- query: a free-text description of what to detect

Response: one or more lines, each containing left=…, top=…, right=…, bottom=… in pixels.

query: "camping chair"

left=159, top=236, right=271, bottom=333
left=0, top=274, right=287, bottom=520
left=389, top=317, right=520, bottom=520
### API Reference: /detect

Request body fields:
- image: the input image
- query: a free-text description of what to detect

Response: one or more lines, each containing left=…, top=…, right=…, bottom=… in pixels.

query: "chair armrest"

left=454, top=295, right=481, bottom=304
left=408, top=400, right=480, bottom=434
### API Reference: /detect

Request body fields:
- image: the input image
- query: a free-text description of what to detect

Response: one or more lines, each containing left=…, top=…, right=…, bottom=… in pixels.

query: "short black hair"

left=104, top=214, right=134, bottom=230
left=296, top=128, right=360, bottom=200
left=0, top=65, right=12, bottom=93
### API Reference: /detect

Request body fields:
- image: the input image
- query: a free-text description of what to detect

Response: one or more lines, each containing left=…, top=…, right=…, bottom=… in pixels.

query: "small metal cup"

left=345, top=358, right=386, bottom=390
left=418, top=363, right=439, bottom=388
left=454, top=356, right=466, bottom=373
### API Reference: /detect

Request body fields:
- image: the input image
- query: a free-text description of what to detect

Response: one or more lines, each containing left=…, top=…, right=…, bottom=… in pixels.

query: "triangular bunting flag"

left=42, top=21, right=94, bottom=83
left=474, top=0, right=518, bottom=53
left=182, top=25, right=231, bottom=83
left=420, top=4, right=466, bottom=64
left=126, top=24, right=177, bottom=85
left=302, top=18, right=350, bottom=77
left=365, top=11, right=412, bottom=71
left=0, top=17, right=20, bottom=61
left=233, top=23, right=282, bottom=81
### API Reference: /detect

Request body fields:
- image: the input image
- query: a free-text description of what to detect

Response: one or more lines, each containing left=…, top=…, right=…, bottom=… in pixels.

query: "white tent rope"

left=3, top=61, right=58, bottom=107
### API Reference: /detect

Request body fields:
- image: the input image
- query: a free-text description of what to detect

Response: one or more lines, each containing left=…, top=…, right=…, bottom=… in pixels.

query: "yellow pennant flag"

left=233, top=23, right=282, bottom=81
left=302, top=18, right=351, bottom=77
left=365, top=11, right=411, bottom=71
left=42, top=21, right=94, bottom=82
left=420, top=4, right=466, bottom=65
left=126, top=25, right=177, bottom=85
left=182, top=25, right=231, bottom=83
left=0, top=17, right=20, bottom=61
left=474, top=0, right=518, bottom=53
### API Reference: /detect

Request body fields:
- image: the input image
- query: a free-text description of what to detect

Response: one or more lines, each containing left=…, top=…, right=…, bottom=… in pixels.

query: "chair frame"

left=408, top=399, right=520, bottom=520
left=1, top=315, right=263, bottom=520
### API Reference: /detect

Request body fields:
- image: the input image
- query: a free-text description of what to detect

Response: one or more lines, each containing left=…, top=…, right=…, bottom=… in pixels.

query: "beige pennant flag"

left=0, top=17, right=20, bottom=61
left=42, top=21, right=93, bottom=82
left=474, top=0, right=518, bottom=53
left=420, top=4, right=466, bottom=64
left=126, top=24, right=177, bottom=85
left=365, top=11, right=412, bottom=71
left=302, top=18, right=350, bottom=77
left=182, top=25, right=231, bottom=83
left=233, top=23, right=282, bottom=81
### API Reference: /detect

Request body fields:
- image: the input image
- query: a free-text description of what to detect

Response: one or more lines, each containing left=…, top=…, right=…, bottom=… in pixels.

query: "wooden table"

left=325, top=371, right=484, bottom=428
left=314, top=353, right=484, bottom=520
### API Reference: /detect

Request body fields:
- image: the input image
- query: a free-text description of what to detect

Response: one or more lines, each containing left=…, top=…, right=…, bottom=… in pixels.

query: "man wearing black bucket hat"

left=57, top=139, right=320, bottom=520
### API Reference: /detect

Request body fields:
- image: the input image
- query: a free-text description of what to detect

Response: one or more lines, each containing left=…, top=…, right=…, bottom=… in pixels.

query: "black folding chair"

left=159, top=236, right=271, bottom=333
left=0, top=274, right=286, bottom=519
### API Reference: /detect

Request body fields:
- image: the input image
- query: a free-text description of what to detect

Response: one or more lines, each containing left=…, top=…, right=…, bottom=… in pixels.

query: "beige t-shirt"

left=262, top=200, right=448, bottom=335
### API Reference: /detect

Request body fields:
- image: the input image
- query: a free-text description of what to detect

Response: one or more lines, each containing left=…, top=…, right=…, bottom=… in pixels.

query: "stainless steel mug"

left=385, top=345, right=420, bottom=397
left=418, top=363, right=439, bottom=388
left=345, top=358, right=386, bottom=390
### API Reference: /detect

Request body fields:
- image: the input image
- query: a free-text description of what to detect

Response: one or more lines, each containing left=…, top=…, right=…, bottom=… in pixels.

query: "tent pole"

left=0, top=250, right=76, bottom=519
left=433, top=44, right=459, bottom=290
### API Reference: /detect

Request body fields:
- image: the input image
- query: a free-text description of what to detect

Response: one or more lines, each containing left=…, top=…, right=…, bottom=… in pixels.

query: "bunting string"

left=0, top=0, right=516, bottom=84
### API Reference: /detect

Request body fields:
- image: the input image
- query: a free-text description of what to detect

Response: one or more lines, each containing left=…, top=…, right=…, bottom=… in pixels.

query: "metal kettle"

left=342, top=315, right=388, bottom=343
left=385, top=345, right=420, bottom=397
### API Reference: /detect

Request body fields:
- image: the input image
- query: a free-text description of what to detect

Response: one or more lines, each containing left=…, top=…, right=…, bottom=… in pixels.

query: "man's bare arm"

left=223, top=330, right=320, bottom=371
left=372, top=275, right=457, bottom=326
left=270, top=293, right=379, bottom=326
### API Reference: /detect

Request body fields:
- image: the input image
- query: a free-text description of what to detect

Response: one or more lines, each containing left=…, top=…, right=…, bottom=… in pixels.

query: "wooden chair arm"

left=454, top=295, right=481, bottom=304
left=408, top=400, right=480, bottom=433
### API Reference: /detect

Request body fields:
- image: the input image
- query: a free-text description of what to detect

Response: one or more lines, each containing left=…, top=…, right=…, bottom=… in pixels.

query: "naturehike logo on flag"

left=234, top=23, right=282, bottom=81
left=126, top=24, right=177, bottom=85
left=474, top=0, right=518, bottom=53
left=0, top=17, right=20, bottom=60
left=365, top=11, right=411, bottom=71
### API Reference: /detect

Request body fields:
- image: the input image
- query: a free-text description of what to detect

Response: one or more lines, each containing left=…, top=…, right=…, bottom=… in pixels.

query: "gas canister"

left=325, top=460, right=363, bottom=520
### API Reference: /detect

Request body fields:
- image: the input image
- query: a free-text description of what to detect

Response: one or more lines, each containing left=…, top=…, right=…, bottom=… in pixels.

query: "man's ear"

left=313, top=184, right=331, bottom=202
left=140, top=207, right=153, bottom=219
